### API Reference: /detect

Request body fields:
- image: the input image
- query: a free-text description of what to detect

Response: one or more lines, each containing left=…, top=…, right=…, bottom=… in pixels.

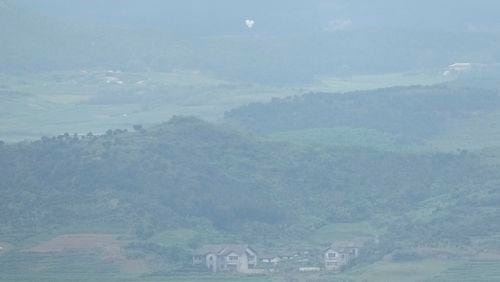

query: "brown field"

left=26, top=234, right=149, bottom=273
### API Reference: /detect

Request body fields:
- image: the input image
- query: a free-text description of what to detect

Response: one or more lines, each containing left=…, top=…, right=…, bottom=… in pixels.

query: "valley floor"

left=2, top=259, right=500, bottom=282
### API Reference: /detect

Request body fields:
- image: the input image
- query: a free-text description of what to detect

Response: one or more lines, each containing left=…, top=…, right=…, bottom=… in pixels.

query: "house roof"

left=324, top=241, right=363, bottom=253
left=193, top=244, right=256, bottom=256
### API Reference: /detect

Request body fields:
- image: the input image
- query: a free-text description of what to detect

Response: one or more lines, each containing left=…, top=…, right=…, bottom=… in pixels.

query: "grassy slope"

left=268, top=127, right=404, bottom=152
left=267, top=106, right=500, bottom=153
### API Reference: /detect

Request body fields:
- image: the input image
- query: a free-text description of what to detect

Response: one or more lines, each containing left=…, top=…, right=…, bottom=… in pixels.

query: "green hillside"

left=3, top=1, right=500, bottom=281
left=225, top=85, right=500, bottom=150
left=2, top=117, right=500, bottom=280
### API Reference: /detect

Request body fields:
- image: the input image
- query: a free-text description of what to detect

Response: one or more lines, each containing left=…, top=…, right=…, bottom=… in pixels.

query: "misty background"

left=3, top=0, right=500, bottom=83
left=2, top=1, right=500, bottom=282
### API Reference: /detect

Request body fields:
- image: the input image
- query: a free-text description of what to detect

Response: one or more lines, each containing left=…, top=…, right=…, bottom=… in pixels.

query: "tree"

left=133, top=124, right=145, bottom=133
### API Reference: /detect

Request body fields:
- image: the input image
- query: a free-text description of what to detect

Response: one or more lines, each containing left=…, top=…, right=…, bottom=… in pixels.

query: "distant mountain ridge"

left=3, top=1, right=500, bottom=83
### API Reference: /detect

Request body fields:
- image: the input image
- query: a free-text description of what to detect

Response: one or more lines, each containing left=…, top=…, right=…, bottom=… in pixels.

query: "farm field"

left=311, top=72, right=451, bottom=93
left=3, top=223, right=500, bottom=282
left=427, top=260, right=500, bottom=282
left=0, top=70, right=450, bottom=142
left=2, top=256, right=500, bottom=282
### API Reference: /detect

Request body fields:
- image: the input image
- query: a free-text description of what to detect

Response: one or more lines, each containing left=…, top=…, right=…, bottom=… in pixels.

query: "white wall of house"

left=225, top=251, right=247, bottom=272
left=193, top=245, right=258, bottom=273
left=324, top=249, right=349, bottom=271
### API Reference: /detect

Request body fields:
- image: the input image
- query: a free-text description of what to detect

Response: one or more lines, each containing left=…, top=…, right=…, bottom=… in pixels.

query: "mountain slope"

left=1, top=117, right=500, bottom=250
left=225, top=85, right=500, bottom=145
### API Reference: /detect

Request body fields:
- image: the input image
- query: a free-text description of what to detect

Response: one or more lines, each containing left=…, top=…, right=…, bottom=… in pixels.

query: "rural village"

left=192, top=240, right=362, bottom=274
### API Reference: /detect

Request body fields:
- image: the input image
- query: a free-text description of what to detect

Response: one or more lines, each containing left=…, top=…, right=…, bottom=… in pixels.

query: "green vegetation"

left=2, top=116, right=500, bottom=281
left=428, top=260, right=500, bottom=282
left=310, top=222, right=379, bottom=244
left=4, top=0, right=500, bottom=85
left=4, top=81, right=500, bottom=280
left=342, top=259, right=458, bottom=282
left=268, top=127, right=403, bottom=151
left=0, top=70, right=448, bottom=142
left=3, top=1, right=500, bottom=281
left=226, top=85, right=500, bottom=150
left=312, top=72, right=452, bottom=93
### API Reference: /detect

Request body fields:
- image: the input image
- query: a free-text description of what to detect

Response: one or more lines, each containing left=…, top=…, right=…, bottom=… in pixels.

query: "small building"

left=260, top=254, right=281, bottom=264
left=324, top=241, right=361, bottom=272
left=278, top=252, right=296, bottom=260
left=192, top=244, right=258, bottom=273
left=260, top=251, right=297, bottom=264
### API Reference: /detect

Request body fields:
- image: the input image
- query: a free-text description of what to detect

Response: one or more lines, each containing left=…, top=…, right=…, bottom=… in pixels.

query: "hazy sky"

left=16, top=0, right=500, bottom=35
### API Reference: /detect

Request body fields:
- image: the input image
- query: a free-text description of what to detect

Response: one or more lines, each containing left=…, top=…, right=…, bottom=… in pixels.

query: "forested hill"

left=225, top=86, right=500, bottom=142
left=2, top=116, right=500, bottom=249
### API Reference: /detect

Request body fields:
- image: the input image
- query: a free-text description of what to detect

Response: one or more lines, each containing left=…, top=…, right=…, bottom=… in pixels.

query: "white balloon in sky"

left=245, top=19, right=255, bottom=29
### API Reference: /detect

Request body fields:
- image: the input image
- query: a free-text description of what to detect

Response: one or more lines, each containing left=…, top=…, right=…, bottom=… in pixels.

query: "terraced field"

left=428, top=260, right=500, bottom=282
left=0, top=252, right=118, bottom=281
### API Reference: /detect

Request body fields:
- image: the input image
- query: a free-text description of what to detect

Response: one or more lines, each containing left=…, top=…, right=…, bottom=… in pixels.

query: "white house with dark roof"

left=324, top=241, right=361, bottom=272
left=192, top=244, right=258, bottom=273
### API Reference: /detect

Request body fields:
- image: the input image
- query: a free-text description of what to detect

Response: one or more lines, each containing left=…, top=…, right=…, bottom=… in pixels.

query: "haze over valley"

left=2, top=1, right=500, bottom=281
